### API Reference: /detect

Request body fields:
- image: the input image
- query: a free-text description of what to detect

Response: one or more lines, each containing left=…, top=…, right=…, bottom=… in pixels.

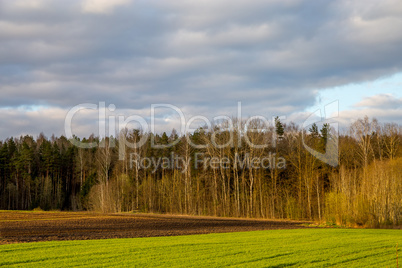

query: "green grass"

left=1, top=229, right=401, bottom=267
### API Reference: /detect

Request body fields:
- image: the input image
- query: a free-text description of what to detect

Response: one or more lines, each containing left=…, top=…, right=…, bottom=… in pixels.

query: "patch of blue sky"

left=312, top=72, right=402, bottom=113
left=17, top=105, right=49, bottom=112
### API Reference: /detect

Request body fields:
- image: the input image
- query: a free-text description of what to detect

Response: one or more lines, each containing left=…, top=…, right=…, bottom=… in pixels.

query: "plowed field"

left=0, top=211, right=308, bottom=244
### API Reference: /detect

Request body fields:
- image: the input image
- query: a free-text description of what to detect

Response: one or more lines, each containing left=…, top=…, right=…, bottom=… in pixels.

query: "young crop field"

left=0, top=228, right=400, bottom=267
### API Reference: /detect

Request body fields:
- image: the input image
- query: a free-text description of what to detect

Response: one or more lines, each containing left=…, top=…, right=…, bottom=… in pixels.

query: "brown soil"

left=0, top=211, right=309, bottom=244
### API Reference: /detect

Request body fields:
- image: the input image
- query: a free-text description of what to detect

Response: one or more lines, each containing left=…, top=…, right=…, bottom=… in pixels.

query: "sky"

left=0, top=0, right=402, bottom=139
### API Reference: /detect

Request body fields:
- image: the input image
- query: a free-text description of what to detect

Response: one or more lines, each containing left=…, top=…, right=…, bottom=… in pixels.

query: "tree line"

left=0, top=116, right=400, bottom=227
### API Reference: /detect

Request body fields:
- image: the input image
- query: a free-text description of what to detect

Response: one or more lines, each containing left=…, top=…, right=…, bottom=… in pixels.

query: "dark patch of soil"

left=0, top=211, right=309, bottom=244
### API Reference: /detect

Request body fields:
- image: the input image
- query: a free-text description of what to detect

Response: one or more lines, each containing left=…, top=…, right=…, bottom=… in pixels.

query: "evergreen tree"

left=275, top=116, right=284, bottom=139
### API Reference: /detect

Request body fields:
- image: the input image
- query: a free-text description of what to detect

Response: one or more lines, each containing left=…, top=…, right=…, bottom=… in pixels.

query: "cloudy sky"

left=1, top=0, right=402, bottom=139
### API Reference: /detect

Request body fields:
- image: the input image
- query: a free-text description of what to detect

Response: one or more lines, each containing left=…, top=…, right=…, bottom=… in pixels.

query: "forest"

left=0, top=116, right=401, bottom=227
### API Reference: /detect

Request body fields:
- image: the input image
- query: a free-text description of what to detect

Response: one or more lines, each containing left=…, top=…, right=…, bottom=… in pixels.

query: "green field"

left=1, top=229, right=401, bottom=267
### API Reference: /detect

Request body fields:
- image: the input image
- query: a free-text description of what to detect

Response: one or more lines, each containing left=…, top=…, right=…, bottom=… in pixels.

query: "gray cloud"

left=1, top=0, right=402, bottom=138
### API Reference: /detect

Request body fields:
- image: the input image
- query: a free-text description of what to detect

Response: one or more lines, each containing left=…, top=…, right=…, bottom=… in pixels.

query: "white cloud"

left=81, top=0, right=132, bottom=14
left=13, top=0, right=47, bottom=9
left=355, top=94, right=402, bottom=109
left=0, top=106, right=67, bottom=138
left=338, top=94, right=402, bottom=126
left=339, top=108, right=402, bottom=127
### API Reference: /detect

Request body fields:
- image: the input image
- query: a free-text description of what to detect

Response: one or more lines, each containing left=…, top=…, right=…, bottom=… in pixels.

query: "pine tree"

left=275, top=116, right=284, bottom=139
